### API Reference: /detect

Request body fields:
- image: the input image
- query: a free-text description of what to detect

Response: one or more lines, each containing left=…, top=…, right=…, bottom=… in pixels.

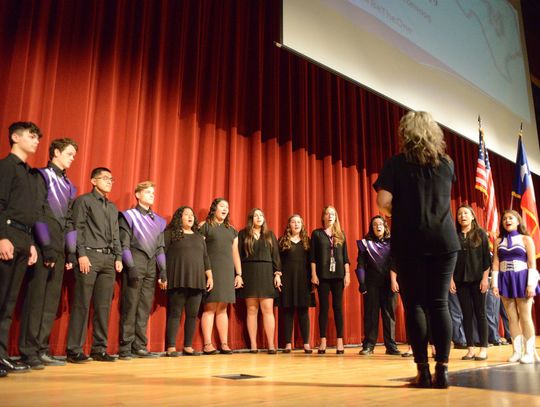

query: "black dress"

left=237, top=229, right=281, bottom=299
left=199, top=222, right=238, bottom=303
left=279, top=241, right=312, bottom=308
left=165, top=231, right=211, bottom=290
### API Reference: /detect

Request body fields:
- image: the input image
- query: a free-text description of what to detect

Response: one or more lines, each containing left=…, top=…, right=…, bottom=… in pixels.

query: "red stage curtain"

left=0, top=0, right=538, bottom=355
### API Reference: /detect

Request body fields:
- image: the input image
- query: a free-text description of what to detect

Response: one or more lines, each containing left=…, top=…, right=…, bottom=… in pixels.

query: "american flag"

left=475, top=127, right=499, bottom=247
left=512, top=134, right=540, bottom=259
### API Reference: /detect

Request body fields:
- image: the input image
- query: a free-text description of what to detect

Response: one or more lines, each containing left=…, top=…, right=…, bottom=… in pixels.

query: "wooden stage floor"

left=2, top=340, right=540, bottom=407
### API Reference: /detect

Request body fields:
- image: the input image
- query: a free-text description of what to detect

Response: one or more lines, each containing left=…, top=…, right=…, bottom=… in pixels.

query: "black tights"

left=317, top=278, right=344, bottom=338
left=166, top=288, right=202, bottom=348
left=396, top=253, right=457, bottom=364
left=282, top=307, right=310, bottom=344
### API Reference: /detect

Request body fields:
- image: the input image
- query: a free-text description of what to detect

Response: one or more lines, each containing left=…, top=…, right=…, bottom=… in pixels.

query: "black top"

left=0, top=153, right=41, bottom=245
left=310, top=228, right=350, bottom=279
left=72, top=189, right=122, bottom=261
left=453, top=228, right=491, bottom=283
left=374, top=153, right=460, bottom=257
left=165, top=231, right=211, bottom=290
left=237, top=229, right=281, bottom=271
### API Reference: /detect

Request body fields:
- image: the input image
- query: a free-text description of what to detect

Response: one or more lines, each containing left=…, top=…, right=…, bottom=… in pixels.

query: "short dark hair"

left=90, top=167, right=112, bottom=179
left=8, top=121, right=42, bottom=147
left=49, top=138, right=78, bottom=160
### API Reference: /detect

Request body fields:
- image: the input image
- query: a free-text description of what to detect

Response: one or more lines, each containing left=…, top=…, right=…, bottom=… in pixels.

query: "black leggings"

left=317, top=278, right=344, bottom=338
left=166, top=288, right=202, bottom=348
left=456, top=281, right=488, bottom=347
left=396, top=253, right=457, bottom=364
left=282, top=307, right=310, bottom=344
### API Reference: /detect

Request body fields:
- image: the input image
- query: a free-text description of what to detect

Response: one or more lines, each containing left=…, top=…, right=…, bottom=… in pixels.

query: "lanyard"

left=324, top=230, right=334, bottom=257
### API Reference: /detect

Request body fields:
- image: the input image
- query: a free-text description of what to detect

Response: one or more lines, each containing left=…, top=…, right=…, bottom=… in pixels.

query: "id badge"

left=329, top=256, right=336, bottom=273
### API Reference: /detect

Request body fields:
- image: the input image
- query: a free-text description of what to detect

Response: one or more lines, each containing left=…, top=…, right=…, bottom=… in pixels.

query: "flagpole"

left=511, top=123, right=523, bottom=210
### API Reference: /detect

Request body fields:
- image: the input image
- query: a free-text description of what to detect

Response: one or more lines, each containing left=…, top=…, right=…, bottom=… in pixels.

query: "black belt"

left=85, top=247, right=113, bottom=254
left=6, top=219, right=32, bottom=235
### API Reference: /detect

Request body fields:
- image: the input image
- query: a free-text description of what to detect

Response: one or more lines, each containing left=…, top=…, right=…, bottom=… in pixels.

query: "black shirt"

left=310, top=228, right=350, bottom=279
left=374, top=153, right=460, bottom=258
left=454, top=228, right=491, bottom=283
left=0, top=153, right=40, bottom=246
left=72, top=189, right=121, bottom=261
left=237, top=229, right=281, bottom=271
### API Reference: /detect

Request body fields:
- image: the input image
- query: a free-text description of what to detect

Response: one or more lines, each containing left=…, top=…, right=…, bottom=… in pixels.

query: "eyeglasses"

left=95, top=176, right=114, bottom=183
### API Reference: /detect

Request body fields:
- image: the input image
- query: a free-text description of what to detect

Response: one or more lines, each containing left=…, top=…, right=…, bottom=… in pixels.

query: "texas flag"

left=512, top=135, right=540, bottom=259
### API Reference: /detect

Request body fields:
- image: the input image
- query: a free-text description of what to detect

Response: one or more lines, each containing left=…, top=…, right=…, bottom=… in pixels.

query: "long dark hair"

left=455, top=204, right=483, bottom=247
left=498, top=209, right=529, bottom=237
left=166, top=206, right=199, bottom=241
left=243, top=208, right=273, bottom=256
left=364, top=215, right=390, bottom=241
left=279, top=214, right=310, bottom=251
left=205, top=197, right=231, bottom=228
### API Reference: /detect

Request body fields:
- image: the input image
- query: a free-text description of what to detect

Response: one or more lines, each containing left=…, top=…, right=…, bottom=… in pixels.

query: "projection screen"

left=281, top=0, right=540, bottom=173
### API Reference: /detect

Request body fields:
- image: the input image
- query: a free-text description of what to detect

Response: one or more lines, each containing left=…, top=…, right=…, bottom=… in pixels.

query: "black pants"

left=456, top=281, right=488, bottom=347
left=19, top=251, right=65, bottom=358
left=317, top=278, right=344, bottom=338
left=66, top=251, right=116, bottom=354
left=362, top=284, right=398, bottom=350
left=0, top=231, right=32, bottom=358
left=166, top=288, right=202, bottom=348
left=119, top=250, right=156, bottom=353
left=396, top=252, right=457, bottom=364
left=282, top=307, right=310, bottom=344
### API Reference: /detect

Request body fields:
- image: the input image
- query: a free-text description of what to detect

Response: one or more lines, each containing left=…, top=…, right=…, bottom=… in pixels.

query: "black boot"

left=433, top=362, right=449, bottom=389
left=410, top=363, right=432, bottom=388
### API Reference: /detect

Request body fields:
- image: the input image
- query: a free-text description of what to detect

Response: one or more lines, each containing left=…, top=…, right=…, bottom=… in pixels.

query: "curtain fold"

left=0, top=0, right=537, bottom=354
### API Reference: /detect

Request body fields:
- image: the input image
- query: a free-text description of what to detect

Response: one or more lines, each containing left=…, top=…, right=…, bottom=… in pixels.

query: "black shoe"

left=359, top=348, right=373, bottom=355
left=282, top=348, right=292, bottom=354
left=317, top=348, right=326, bottom=354
left=304, top=348, right=313, bottom=354
left=336, top=349, right=345, bottom=354
left=0, top=357, right=30, bottom=373
left=219, top=344, right=233, bottom=355
left=90, top=352, right=116, bottom=362
left=410, top=363, right=432, bottom=388
left=67, top=352, right=90, bottom=363
left=166, top=351, right=180, bottom=357
left=249, top=349, right=259, bottom=354
left=182, top=349, right=201, bottom=356
left=118, top=352, right=133, bottom=360
left=0, top=367, right=7, bottom=377
left=401, top=351, right=413, bottom=357
left=39, top=353, right=66, bottom=366
left=267, top=349, right=277, bottom=355
left=453, top=342, right=468, bottom=350
left=385, top=348, right=402, bottom=356
left=474, top=355, right=488, bottom=361
left=461, top=354, right=475, bottom=360
left=432, top=363, right=449, bottom=389
left=133, top=349, right=159, bottom=358
left=25, top=357, right=45, bottom=370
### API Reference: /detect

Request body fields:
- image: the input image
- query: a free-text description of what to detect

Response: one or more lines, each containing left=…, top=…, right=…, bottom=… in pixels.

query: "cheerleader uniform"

left=494, top=230, right=540, bottom=298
